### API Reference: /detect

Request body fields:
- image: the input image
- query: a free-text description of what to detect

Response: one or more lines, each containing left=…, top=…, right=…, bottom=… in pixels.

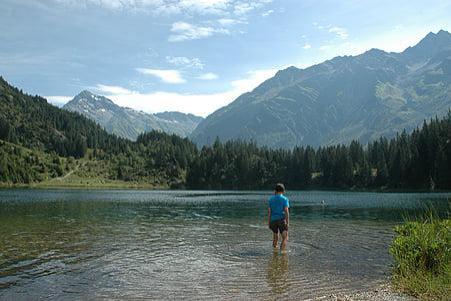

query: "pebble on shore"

left=319, top=283, right=417, bottom=301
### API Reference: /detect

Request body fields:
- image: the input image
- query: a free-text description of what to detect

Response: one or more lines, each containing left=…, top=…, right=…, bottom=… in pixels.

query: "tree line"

left=186, top=112, right=451, bottom=190
left=0, top=77, right=195, bottom=186
left=1, top=76, right=450, bottom=190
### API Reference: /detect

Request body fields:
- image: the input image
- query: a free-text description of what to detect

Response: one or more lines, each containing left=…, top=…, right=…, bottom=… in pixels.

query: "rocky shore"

left=321, top=283, right=416, bottom=301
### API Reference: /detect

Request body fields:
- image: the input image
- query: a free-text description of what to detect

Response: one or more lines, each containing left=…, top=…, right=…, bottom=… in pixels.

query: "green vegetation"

left=0, top=77, right=116, bottom=159
left=187, top=113, right=451, bottom=190
left=0, top=77, right=197, bottom=188
left=1, top=76, right=451, bottom=190
left=191, top=30, right=451, bottom=149
left=0, top=133, right=196, bottom=189
left=390, top=216, right=451, bottom=300
left=0, top=139, right=77, bottom=184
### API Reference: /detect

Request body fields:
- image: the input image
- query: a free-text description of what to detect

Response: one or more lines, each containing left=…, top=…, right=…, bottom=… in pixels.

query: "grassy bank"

left=0, top=176, right=166, bottom=189
left=390, top=215, right=450, bottom=300
left=0, top=139, right=178, bottom=189
left=0, top=180, right=163, bottom=189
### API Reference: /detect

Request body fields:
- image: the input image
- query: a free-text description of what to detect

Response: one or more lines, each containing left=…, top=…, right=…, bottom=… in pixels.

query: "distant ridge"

left=63, top=91, right=203, bottom=140
left=191, top=30, right=451, bottom=148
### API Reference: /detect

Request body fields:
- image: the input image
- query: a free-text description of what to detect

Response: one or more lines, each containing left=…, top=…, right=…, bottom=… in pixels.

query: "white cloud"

left=319, top=45, right=331, bottom=51
left=96, top=84, right=133, bottom=94
left=232, top=0, right=273, bottom=15
left=329, top=26, right=348, bottom=40
left=261, top=9, right=273, bottom=17
left=165, top=56, right=204, bottom=69
left=178, top=0, right=230, bottom=14
left=168, top=21, right=229, bottom=42
left=49, top=0, right=272, bottom=16
left=197, top=72, right=219, bottom=80
left=233, top=3, right=254, bottom=15
left=91, top=68, right=276, bottom=117
left=136, top=68, right=186, bottom=84
left=217, top=18, right=244, bottom=26
left=229, top=69, right=276, bottom=92
left=313, top=23, right=349, bottom=40
left=302, top=43, right=311, bottom=50
left=45, top=95, right=72, bottom=106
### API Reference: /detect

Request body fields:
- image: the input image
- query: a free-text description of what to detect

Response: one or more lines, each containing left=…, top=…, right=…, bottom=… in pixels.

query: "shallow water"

left=0, top=189, right=449, bottom=300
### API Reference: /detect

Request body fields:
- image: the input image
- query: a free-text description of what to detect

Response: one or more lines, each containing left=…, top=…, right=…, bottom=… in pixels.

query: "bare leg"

left=280, top=230, right=288, bottom=251
left=272, top=232, right=279, bottom=248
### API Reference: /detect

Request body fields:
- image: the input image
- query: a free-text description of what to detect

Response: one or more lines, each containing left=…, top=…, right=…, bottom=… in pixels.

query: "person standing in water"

left=268, top=183, right=290, bottom=250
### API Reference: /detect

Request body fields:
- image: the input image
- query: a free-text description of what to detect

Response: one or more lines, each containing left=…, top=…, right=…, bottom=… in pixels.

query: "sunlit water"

left=0, top=190, right=449, bottom=300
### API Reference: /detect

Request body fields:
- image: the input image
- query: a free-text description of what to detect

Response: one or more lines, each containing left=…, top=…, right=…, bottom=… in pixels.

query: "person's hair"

left=275, top=183, right=285, bottom=193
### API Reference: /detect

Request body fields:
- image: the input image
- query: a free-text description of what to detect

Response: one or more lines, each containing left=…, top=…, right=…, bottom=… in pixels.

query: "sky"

left=1, top=0, right=450, bottom=117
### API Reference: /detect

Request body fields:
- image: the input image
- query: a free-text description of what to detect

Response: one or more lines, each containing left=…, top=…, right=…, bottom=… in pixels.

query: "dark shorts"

left=269, top=219, right=288, bottom=234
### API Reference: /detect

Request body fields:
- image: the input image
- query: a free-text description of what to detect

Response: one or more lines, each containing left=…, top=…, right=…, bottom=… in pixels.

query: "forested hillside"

left=187, top=112, right=451, bottom=190
left=0, top=77, right=197, bottom=187
left=0, top=76, right=125, bottom=158
left=0, top=77, right=450, bottom=190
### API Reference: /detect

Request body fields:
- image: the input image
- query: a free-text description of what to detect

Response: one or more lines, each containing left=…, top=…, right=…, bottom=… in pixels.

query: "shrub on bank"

left=390, top=217, right=450, bottom=300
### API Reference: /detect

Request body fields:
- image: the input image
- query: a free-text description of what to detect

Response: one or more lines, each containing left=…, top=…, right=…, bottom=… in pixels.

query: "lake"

left=0, top=189, right=449, bottom=300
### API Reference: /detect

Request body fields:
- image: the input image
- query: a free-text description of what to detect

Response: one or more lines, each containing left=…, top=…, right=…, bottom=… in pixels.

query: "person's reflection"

left=266, top=251, right=289, bottom=295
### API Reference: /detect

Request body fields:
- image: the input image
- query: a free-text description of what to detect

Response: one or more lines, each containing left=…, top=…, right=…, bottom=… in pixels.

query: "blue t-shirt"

left=268, top=194, right=290, bottom=221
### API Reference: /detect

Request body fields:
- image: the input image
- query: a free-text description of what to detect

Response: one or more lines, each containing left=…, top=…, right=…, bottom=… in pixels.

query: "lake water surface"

left=0, top=190, right=450, bottom=300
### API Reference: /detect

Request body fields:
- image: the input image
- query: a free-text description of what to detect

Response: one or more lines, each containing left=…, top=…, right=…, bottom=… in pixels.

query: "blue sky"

left=1, top=0, right=450, bottom=116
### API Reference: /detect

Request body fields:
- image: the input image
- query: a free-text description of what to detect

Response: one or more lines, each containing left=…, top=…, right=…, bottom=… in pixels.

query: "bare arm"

left=284, top=206, right=289, bottom=227
left=268, top=207, right=271, bottom=228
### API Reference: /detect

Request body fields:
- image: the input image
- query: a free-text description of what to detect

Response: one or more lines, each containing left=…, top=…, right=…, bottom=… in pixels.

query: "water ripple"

left=0, top=189, right=449, bottom=300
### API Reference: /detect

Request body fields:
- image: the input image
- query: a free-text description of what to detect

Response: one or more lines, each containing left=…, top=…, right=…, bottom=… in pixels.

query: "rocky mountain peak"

left=190, top=30, right=451, bottom=149
left=401, top=30, right=451, bottom=63
left=63, top=91, right=203, bottom=140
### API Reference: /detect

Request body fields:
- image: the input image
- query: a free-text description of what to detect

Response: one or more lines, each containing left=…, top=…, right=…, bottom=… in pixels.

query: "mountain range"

left=191, top=30, right=451, bottom=148
left=63, top=91, right=203, bottom=140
